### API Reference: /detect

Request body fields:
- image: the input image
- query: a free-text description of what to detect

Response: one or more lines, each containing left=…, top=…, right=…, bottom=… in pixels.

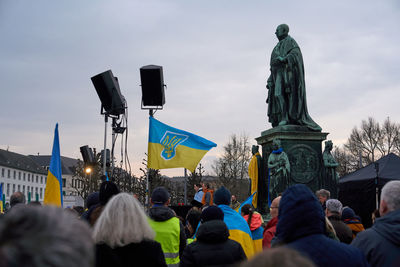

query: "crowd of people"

left=0, top=180, right=400, bottom=267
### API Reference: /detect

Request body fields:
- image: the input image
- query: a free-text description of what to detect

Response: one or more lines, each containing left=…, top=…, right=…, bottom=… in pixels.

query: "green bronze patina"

left=266, top=24, right=321, bottom=132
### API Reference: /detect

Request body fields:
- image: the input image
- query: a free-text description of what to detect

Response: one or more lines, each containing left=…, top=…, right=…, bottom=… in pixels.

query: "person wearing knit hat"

left=88, top=181, right=120, bottom=226
left=213, top=186, right=231, bottom=205
left=341, top=207, right=365, bottom=239
left=148, top=187, right=186, bottom=266
left=180, top=205, right=246, bottom=266
left=325, top=199, right=353, bottom=244
left=213, top=186, right=255, bottom=258
left=201, top=205, right=224, bottom=222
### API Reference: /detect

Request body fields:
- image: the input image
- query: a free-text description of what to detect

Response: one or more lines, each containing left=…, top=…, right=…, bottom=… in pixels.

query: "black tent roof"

left=339, top=153, right=400, bottom=184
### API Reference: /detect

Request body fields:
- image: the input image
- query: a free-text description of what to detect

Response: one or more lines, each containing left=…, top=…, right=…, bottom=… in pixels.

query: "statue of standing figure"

left=268, top=139, right=290, bottom=200
left=323, top=140, right=339, bottom=195
left=248, top=145, right=262, bottom=208
left=266, top=24, right=321, bottom=132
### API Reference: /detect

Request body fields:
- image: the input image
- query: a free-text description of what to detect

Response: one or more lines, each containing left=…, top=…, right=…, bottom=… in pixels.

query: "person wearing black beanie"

left=87, top=181, right=119, bottom=226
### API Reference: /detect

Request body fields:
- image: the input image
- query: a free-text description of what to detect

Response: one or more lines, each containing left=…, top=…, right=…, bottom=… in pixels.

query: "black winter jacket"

left=351, top=208, right=400, bottom=267
left=328, top=214, right=353, bottom=244
left=275, top=184, right=369, bottom=267
left=179, top=220, right=246, bottom=267
left=96, top=240, right=167, bottom=267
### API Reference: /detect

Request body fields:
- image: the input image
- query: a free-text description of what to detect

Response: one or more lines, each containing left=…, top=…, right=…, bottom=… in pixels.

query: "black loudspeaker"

left=91, top=70, right=125, bottom=115
left=80, top=145, right=95, bottom=165
left=140, top=65, right=165, bottom=107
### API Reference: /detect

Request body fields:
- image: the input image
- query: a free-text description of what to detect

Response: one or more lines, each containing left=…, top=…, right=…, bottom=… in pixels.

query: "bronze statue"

left=266, top=24, right=321, bottom=132
left=268, top=139, right=290, bottom=200
left=323, top=140, right=339, bottom=195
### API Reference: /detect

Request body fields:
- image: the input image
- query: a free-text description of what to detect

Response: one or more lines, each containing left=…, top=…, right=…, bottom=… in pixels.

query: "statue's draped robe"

left=267, top=35, right=321, bottom=131
left=248, top=152, right=261, bottom=208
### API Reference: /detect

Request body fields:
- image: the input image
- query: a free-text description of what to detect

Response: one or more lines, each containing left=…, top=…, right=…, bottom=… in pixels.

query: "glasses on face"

left=269, top=206, right=279, bottom=211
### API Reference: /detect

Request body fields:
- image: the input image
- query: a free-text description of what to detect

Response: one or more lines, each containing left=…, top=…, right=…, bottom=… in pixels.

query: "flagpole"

left=103, top=115, right=108, bottom=175
left=184, top=168, right=187, bottom=205
left=146, top=109, right=154, bottom=209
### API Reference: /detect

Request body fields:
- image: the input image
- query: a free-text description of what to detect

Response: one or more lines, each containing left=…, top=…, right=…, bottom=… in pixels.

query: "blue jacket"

left=351, top=208, right=400, bottom=267
left=275, top=184, right=369, bottom=267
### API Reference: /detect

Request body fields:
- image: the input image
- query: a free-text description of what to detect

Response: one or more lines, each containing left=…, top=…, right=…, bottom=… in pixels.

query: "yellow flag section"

left=147, top=117, right=217, bottom=172
left=248, top=152, right=260, bottom=208
left=0, top=183, right=3, bottom=213
left=44, top=124, right=63, bottom=207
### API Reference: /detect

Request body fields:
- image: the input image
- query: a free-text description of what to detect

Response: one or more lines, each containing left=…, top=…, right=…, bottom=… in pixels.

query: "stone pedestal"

left=255, top=125, right=328, bottom=214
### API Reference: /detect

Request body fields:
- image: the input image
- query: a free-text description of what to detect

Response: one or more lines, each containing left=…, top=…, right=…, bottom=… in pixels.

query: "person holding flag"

left=44, top=124, right=63, bottom=207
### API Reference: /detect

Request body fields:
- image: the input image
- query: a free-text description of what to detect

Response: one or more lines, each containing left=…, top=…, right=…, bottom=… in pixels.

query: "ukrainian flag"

left=218, top=204, right=255, bottom=258
left=44, top=124, right=63, bottom=207
left=147, top=117, right=217, bottom=172
left=0, top=183, right=3, bottom=213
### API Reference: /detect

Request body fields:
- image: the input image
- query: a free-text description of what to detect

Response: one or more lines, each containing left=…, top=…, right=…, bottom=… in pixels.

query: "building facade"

left=0, top=149, right=83, bottom=207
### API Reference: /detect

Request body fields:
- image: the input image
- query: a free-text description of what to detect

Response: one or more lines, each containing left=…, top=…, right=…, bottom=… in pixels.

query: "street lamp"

left=85, top=167, right=92, bottom=174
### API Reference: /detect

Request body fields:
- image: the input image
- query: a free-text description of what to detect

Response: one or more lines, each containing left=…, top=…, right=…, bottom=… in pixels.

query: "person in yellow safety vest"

left=148, top=187, right=186, bottom=267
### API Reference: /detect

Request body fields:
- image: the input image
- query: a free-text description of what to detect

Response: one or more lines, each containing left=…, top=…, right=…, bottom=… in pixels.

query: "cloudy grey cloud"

left=0, top=0, right=399, bottom=177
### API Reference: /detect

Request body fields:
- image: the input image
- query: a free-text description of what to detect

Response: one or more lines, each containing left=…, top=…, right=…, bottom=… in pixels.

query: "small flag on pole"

left=147, top=117, right=217, bottom=172
left=44, top=124, right=63, bottom=207
left=0, top=183, right=3, bottom=213
left=238, top=191, right=257, bottom=214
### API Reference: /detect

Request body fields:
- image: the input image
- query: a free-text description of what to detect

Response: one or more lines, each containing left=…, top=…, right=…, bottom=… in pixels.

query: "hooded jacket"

left=275, top=184, right=368, bottom=267
left=149, top=206, right=187, bottom=258
left=179, top=220, right=246, bottom=267
left=351, top=208, right=400, bottom=267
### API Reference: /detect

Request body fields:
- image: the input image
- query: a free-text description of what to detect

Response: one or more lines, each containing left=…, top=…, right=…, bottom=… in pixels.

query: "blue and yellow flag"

left=147, top=117, right=217, bottom=172
left=238, top=191, right=257, bottom=214
left=0, top=183, right=3, bottom=213
left=44, top=124, right=63, bottom=207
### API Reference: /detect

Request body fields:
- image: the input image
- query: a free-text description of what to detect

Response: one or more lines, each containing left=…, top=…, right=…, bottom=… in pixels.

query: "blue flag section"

left=147, top=117, right=217, bottom=172
left=238, top=191, right=257, bottom=214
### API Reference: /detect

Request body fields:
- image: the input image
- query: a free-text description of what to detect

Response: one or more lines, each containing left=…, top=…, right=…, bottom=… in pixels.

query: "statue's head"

left=325, top=140, right=333, bottom=151
left=275, top=24, right=289, bottom=41
left=272, top=138, right=281, bottom=150
left=251, top=145, right=259, bottom=155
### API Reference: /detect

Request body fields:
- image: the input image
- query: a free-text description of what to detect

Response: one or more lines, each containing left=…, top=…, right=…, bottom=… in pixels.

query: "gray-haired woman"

left=93, top=193, right=167, bottom=267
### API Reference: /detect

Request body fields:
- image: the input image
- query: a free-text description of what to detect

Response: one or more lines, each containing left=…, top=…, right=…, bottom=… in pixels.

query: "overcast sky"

left=1, top=0, right=399, bottom=177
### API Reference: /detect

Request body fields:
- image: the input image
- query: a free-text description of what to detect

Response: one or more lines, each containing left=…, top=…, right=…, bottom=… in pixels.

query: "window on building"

left=62, top=178, right=66, bottom=188
left=41, top=176, right=43, bottom=184
left=28, top=173, right=30, bottom=182
left=13, top=170, right=16, bottom=179
left=7, top=169, right=10, bottom=178
left=45, top=177, right=47, bottom=183
left=40, top=188, right=43, bottom=199
left=18, top=172, right=21, bottom=180
left=17, top=184, right=20, bottom=192
left=23, top=185, right=25, bottom=195
left=63, top=191, right=66, bottom=196
left=23, top=173, right=26, bottom=181
left=7, top=183, right=10, bottom=196
left=27, top=186, right=30, bottom=193
left=36, top=175, right=38, bottom=183
left=1, top=168, right=4, bottom=177
left=12, top=184, right=15, bottom=193
left=35, top=187, right=38, bottom=195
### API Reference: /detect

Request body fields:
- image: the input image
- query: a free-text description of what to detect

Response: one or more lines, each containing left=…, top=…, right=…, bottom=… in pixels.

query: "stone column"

left=256, top=125, right=328, bottom=214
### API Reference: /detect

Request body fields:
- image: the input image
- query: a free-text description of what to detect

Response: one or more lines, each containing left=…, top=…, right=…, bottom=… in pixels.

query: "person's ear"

left=166, top=199, right=171, bottom=206
left=379, top=199, right=389, bottom=216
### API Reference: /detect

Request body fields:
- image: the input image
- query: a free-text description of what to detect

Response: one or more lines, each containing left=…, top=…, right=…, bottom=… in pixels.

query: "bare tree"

left=212, top=133, right=252, bottom=198
left=345, top=117, right=383, bottom=165
left=72, top=159, right=102, bottom=201
left=332, top=145, right=358, bottom=177
left=380, top=117, right=400, bottom=155
left=336, top=117, right=400, bottom=177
